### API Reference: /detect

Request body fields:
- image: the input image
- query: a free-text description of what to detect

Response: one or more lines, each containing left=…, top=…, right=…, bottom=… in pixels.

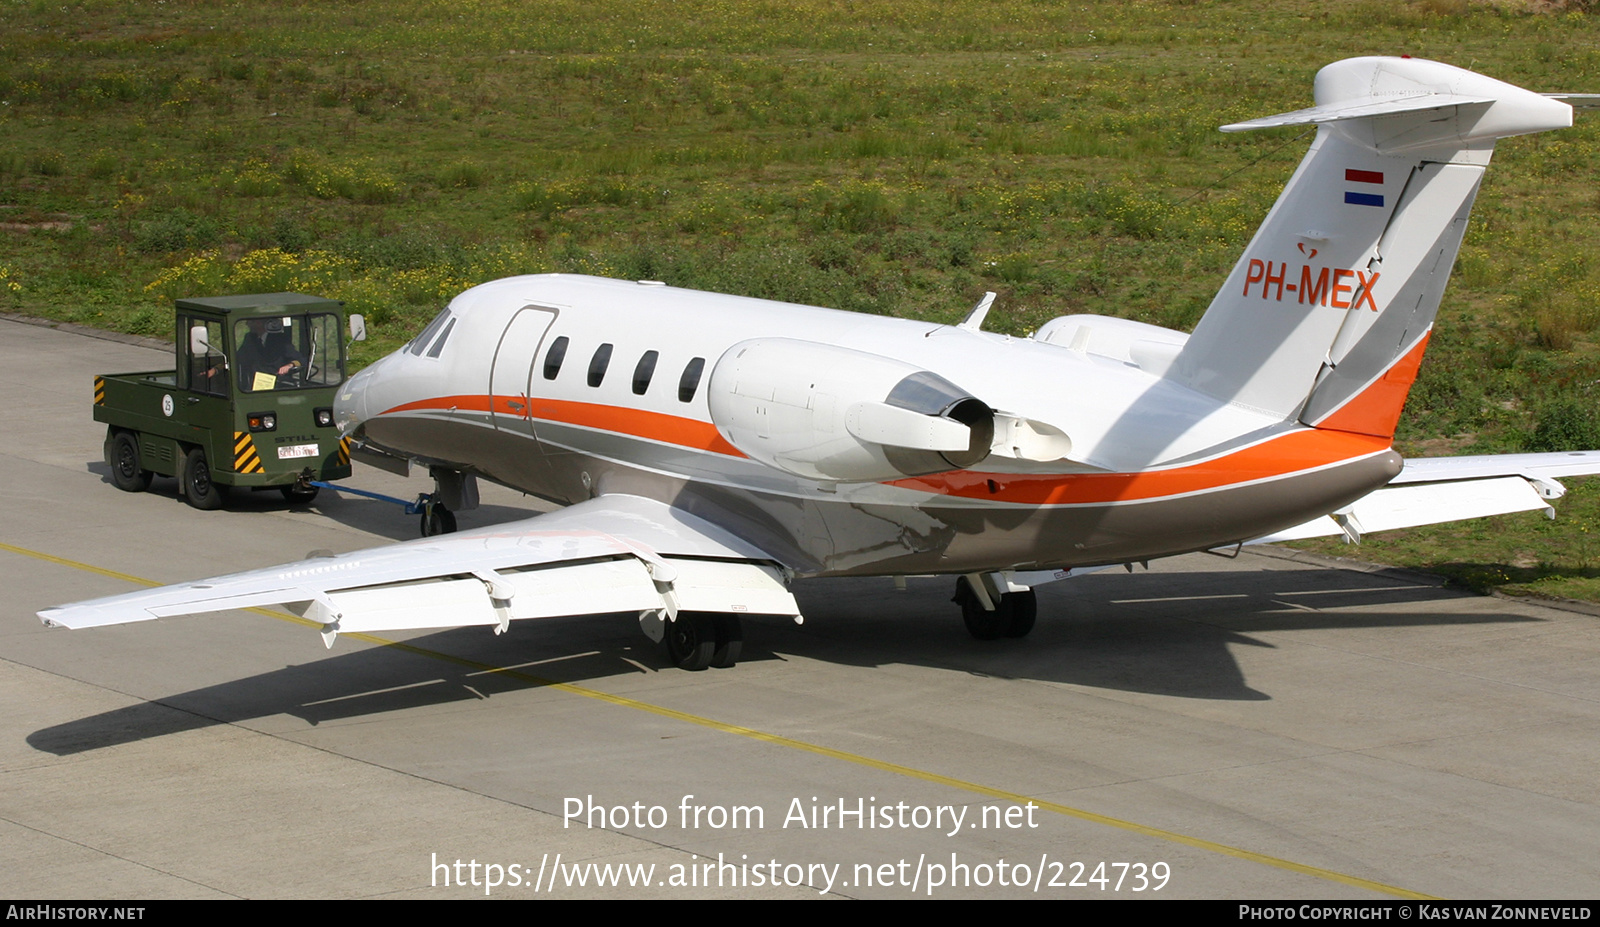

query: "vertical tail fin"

left=1169, top=57, right=1574, bottom=438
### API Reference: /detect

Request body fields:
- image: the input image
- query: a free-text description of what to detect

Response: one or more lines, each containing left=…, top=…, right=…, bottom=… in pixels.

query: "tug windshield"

left=235, top=313, right=346, bottom=393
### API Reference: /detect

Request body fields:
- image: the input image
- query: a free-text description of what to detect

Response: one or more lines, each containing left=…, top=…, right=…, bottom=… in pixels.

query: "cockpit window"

left=424, top=318, right=456, bottom=358
left=408, top=309, right=450, bottom=356
left=588, top=343, right=613, bottom=387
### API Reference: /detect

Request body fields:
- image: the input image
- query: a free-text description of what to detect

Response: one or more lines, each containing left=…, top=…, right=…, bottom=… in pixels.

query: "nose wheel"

left=420, top=498, right=456, bottom=536
left=417, top=469, right=475, bottom=537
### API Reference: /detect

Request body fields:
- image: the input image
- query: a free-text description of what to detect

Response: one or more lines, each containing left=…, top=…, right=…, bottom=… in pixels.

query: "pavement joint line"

left=0, top=809, right=242, bottom=898
left=7, top=539, right=1437, bottom=899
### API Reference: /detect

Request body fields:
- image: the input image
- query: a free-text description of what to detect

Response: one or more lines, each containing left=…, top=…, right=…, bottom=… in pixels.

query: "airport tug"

left=95, top=293, right=364, bottom=509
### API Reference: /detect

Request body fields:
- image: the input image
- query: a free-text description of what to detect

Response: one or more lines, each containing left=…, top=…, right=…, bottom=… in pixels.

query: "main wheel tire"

left=954, top=577, right=1037, bottom=640
left=420, top=502, right=457, bottom=537
left=711, top=614, right=744, bottom=668
left=181, top=446, right=225, bottom=510
left=954, top=576, right=1008, bottom=640
left=280, top=484, right=320, bottom=504
left=107, top=431, right=152, bottom=493
left=665, top=613, right=716, bottom=671
left=1002, top=589, right=1037, bottom=638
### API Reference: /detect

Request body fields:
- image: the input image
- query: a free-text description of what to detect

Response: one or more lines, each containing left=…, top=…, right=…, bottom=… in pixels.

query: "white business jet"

left=41, top=57, right=1600, bottom=670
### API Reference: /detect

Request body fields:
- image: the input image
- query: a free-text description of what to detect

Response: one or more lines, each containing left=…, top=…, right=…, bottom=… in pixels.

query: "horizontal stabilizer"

left=1221, top=93, right=1494, bottom=132
left=1545, top=93, right=1600, bottom=111
left=1253, top=447, right=1600, bottom=545
left=1219, top=57, right=1572, bottom=150
left=1389, top=450, right=1600, bottom=486
left=1259, top=476, right=1552, bottom=544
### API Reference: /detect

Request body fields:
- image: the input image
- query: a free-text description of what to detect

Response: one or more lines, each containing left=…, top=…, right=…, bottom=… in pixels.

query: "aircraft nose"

left=335, top=363, right=375, bottom=436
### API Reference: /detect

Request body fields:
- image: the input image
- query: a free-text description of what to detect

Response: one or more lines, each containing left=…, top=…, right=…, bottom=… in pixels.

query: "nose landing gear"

left=417, top=467, right=478, bottom=537
left=419, top=497, right=457, bottom=537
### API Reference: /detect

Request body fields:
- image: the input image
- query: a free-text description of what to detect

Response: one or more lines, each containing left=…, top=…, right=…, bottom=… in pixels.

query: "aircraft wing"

left=38, top=494, right=801, bottom=647
left=1254, top=451, right=1600, bottom=544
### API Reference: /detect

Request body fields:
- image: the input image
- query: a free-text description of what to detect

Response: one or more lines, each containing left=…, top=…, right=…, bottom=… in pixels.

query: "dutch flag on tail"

left=1344, top=169, right=1384, bottom=207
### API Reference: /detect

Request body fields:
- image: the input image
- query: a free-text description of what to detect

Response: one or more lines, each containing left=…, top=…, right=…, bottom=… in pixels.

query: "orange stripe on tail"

left=1308, top=333, right=1431, bottom=440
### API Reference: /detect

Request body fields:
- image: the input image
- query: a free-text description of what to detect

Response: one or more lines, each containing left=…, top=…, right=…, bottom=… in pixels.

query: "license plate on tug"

left=277, top=444, right=319, bottom=460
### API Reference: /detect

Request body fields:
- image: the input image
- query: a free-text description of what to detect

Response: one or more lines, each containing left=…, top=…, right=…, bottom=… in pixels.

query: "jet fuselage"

left=338, top=274, right=1400, bottom=577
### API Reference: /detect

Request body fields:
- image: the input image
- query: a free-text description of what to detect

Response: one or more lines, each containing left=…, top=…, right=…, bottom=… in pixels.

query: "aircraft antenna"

left=958, top=291, right=997, bottom=331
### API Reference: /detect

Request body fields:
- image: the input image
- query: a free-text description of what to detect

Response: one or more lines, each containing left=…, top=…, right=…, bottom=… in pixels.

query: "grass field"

left=4, top=0, right=1600, bottom=598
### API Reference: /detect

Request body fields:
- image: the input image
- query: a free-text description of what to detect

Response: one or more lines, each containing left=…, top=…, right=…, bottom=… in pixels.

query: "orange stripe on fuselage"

left=381, top=394, right=747, bottom=458
left=887, top=428, right=1391, bottom=504
left=381, top=395, right=1391, bottom=506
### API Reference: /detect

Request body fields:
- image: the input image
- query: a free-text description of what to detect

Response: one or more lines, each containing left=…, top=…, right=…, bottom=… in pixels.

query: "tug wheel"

left=181, top=447, right=225, bottom=510
left=107, top=430, right=152, bottom=493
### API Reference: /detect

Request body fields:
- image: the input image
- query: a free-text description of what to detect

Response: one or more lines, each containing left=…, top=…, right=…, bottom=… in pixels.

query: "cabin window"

left=587, top=343, right=613, bottom=387
left=632, top=350, right=659, bottom=396
left=678, top=357, right=706, bottom=402
left=543, top=336, right=569, bottom=380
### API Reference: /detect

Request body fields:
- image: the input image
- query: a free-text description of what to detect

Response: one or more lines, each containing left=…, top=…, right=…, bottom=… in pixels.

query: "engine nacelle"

left=708, top=338, right=994, bottom=482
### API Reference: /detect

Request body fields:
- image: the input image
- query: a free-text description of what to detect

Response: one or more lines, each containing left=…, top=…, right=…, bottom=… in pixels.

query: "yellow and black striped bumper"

left=233, top=431, right=264, bottom=474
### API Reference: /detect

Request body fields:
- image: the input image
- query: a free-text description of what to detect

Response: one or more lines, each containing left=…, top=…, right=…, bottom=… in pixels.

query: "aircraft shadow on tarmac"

left=28, top=565, right=1542, bottom=757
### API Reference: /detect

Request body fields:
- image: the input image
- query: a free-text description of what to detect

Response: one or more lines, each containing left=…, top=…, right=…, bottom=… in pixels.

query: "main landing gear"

left=663, top=612, right=743, bottom=671
left=952, top=574, right=1037, bottom=640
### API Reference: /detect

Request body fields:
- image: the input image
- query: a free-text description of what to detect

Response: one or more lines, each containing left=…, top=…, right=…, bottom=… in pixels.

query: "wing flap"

left=322, top=577, right=506, bottom=635
left=308, top=559, right=666, bottom=640
left=665, top=560, right=798, bottom=616
left=498, top=558, right=663, bottom=622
